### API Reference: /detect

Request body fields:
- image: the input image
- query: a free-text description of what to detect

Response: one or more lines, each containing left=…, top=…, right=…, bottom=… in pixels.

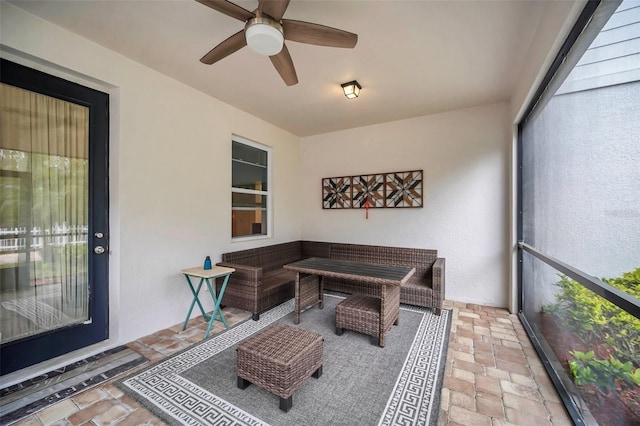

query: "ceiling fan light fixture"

left=341, top=80, right=361, bottom=99
left=245, top=16, right=284, bottom=56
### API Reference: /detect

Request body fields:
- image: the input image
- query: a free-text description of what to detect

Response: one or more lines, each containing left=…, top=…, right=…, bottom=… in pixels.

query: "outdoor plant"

left=569, top=350, right=640, bottom=394
left=543, top=269, right=640, bottom=422
left=545, top=268, right=640, bottom=364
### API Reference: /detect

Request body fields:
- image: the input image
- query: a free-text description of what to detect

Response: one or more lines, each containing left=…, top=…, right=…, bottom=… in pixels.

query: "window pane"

left=519, top=2, right=640, bottom=424
left=521, top=35, right=640, bottom=280
left=522, top=252, right=640, bottom=425
left=0, top=83, right=90, bottom=344
left=232, top=209, right=266, bottom=237
left=232, top=141, right=267, bottom=167
left=232, top=192, right=267, bottom=209
left=232, top=160, right=268, bottom=191
left=231, top=139, right=269, bottom=238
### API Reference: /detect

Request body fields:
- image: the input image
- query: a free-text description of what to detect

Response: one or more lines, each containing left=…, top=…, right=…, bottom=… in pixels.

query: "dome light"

left=245, top=16, right=284, bottom=56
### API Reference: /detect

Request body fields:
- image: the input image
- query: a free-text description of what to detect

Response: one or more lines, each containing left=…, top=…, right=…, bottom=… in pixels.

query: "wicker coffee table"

left=237, top=323, right=323, bottom=412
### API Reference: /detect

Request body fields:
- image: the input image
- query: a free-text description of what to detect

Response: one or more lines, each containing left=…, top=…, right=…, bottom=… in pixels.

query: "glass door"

left=0, top=59, right=109, bottom=374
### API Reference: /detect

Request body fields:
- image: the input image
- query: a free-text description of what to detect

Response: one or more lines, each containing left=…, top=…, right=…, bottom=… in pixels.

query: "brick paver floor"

left=9, top=301, right=573, bottom=425
left=439, top=300, right=573, bottom=425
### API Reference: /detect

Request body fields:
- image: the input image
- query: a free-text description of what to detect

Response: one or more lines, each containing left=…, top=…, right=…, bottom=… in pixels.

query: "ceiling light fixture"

left=341, top=80, right=361, bottom=99
left=245, top=13, right=284, bottom=56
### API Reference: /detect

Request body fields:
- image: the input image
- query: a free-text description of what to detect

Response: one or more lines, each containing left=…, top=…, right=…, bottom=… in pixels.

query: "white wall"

left=299, top=103, right=511, bottom=307
left=1, top=2, right=301, bottom=380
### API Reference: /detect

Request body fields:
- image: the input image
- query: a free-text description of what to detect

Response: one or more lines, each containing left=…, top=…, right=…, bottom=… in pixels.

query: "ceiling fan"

left=196, top=0, right=358, bottom=86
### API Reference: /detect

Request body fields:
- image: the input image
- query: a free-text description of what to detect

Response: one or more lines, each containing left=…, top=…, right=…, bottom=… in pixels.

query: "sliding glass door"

left=0, top=59, right=109, bottom=374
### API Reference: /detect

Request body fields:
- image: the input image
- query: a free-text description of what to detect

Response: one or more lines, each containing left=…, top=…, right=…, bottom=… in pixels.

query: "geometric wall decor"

left=322, top=170, right=423, bottom=209
left=351, top=174, right=385, bottom=208
left=385, top=170, right=423, bottom=208
left=322, top=176, right=351, bottom=209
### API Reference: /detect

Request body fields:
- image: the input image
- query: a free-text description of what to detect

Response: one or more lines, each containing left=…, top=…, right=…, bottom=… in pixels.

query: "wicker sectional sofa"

left=216, top=240, right=445, bottom=320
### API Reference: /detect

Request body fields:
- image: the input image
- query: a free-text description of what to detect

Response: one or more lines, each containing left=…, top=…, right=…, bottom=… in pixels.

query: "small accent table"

left=180, top=265, right=235, bottom=339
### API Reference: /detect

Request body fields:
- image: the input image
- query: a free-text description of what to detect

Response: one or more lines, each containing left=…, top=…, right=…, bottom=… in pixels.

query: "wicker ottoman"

left=236, top=323, right=323, bottom=412
left=335, top=295, right=390, bottom=347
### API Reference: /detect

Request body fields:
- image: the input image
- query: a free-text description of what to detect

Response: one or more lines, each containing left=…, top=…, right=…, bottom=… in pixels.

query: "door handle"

left=94, top=246, right=106, bottom=255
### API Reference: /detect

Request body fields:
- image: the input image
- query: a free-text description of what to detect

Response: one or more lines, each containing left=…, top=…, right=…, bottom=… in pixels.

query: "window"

left=231, top=137, right=271, bottom=238
left=518, top=1, right=640, bottom=424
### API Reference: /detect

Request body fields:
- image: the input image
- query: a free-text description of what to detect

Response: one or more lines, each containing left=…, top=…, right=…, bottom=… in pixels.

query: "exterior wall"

left=1, top=2, right=301, bottom=379
left=524, top=82, right=640, bottom=280
left=522, top=81, right=640, bottom=315
left=558, top=0, right=640, bottom=95
left=299, top=103, right=511, bottom=307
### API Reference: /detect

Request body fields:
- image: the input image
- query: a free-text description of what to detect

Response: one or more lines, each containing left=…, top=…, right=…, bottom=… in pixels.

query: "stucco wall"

left=1, top=2, right=302, bottom=371
left=299, top=103, right=511, bottom=307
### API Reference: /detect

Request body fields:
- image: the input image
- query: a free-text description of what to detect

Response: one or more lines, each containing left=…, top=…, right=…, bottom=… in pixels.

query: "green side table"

left=180, top=265, right=235, bottom=339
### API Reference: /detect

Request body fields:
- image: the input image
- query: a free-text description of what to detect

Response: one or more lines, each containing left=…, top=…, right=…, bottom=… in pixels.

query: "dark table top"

left=284, top=257, right=416, bottom=286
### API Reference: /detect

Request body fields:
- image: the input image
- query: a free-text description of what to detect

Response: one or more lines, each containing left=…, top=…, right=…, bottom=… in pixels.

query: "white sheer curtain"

left=0, top=83, right=89, bottom=343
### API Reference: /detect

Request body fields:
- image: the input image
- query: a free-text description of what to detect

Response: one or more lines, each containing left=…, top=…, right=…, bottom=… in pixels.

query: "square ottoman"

left=335, top=294, right=384, bottom=346
left=237, top=323, right=323, bottom=412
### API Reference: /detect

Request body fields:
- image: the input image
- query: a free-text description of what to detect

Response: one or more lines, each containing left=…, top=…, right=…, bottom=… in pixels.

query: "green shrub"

left=569, top=350, right=640, bottom=394
left=546, top=268, right=640, bottom=365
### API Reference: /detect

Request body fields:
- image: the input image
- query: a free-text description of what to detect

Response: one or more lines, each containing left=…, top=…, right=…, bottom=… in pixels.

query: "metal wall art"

left=322, top=170, right=423, bottom=209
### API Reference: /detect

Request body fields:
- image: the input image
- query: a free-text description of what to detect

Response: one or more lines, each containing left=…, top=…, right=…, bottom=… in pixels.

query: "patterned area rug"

left=117, top=294, right=451, bottom=425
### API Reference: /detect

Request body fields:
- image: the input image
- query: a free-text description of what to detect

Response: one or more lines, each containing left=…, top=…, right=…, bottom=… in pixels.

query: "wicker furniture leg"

left=379, top=284, right=400, bottom=347
left=294, top=273, right=322, bottom=324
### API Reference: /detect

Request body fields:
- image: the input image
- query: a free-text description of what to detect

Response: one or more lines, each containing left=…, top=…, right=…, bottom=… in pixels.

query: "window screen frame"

left=231, top=135, right=272, bottom=240
left=516, top=1, right=640, bottom=424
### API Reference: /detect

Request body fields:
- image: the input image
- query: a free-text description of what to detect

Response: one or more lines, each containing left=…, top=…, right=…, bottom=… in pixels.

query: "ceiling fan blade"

left=258, top=0, right=290, bottom=21
left=200, top=30, right=247, bottom=64
left=269, top=44, right=298, bottom=86
left=282, top=20, right=357, bottom=48
left=195, top=0, right=254, bottom=22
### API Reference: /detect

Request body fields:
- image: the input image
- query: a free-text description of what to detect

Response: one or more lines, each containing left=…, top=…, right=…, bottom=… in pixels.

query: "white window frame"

left=231, top=135, right=272, bottom=241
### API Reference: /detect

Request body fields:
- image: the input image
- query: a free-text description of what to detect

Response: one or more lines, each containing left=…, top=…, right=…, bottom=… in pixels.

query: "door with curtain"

left=0, top=59, right=109, bottom=374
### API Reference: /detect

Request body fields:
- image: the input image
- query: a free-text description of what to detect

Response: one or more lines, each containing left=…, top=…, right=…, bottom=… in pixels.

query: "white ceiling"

left=8, top=0, right=548, bottom=137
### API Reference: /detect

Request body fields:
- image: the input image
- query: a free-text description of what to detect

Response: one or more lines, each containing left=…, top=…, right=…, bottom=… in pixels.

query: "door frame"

left=0, top=59, right=110, bottom=374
